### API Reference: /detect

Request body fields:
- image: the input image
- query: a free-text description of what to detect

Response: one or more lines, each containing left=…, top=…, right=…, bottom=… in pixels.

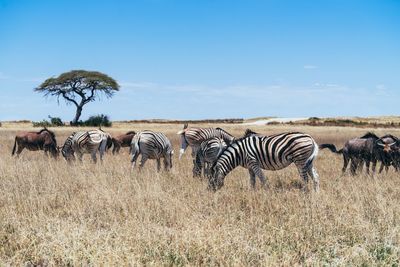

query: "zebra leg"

left=156, top=158, right=161, bottom=172
left=77, top=152, right=83, bottom=162
left=204, top=162, right=210, bottom=178
left=139, top=155, right=148, bottom=169
left=297, top=165, right=309, bottom=191
left=307, top=166, right=320, bottom=192
left=99, top=141, right=107, bottom=162
left=131, top=152, right=140, bottom=169
left=249, top=162, right=267, bottom=189
left=248, top=169, right=256, bottom=189
left=91, top=152, right=97, bottom=164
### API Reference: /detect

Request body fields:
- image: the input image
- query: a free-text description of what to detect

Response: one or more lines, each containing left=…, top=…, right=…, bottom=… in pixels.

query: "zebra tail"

left=11, top=137, right=17, bottom=156
left=130, top=135, right=140, bottom=162
left=305, top=139, right=319, bottom=169
left=319, top=144, right=343, bottom=154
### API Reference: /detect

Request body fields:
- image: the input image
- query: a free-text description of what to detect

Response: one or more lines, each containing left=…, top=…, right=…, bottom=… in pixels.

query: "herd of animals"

left=8, top=124, right=400, bottom=192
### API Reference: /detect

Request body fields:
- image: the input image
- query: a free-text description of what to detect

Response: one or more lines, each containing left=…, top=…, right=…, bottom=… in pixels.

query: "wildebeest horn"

left=377, top=143, right=385, bottom=147
left=388, top=142, right=397, bottom=146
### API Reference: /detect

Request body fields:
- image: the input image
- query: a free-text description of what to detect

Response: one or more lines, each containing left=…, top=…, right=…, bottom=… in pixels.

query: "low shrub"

left=77, top=114, right=112, bottom=127
left=33, top=116, right=64, bottom=127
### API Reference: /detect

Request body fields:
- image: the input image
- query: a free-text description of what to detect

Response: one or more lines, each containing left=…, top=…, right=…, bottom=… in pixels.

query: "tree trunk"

left=71, top=106, right=83, bottom=125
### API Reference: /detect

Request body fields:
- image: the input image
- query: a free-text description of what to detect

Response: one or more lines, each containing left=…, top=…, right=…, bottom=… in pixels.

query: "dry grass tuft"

left=1, top=124, right=400, bottom=265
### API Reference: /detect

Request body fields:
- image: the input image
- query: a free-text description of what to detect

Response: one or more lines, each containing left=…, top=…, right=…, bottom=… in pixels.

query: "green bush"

left=33, top=116, right=64, bottom=127
left=49, top=116, right=64, bottom=126
left=78, top=114, right=112, bottom=127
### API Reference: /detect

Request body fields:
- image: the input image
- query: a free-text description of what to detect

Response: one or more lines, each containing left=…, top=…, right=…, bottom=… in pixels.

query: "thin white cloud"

left=303, top=65, right=318, bottom=69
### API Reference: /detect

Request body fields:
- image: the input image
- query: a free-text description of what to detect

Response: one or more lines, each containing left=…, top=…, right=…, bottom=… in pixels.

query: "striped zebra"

left=61, top=129, right=112, bottom=163
left=193, top=137, right=227, bottom=178
left=209, top=132, right=320, bottom=192
left=177, top=124, right=235, bottom=159
left=130, top=130, right=173, bottom=171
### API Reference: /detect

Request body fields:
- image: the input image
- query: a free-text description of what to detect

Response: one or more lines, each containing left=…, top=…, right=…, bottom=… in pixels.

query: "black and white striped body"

left=210, top=132, right=320, bottom=191
left=193, top=137, right=227, bottom=177
left=130, top=130, right=173, bottom=171
left=177, top=126, right=235, bottom=159
left=61, top=130, right=111, bottom=163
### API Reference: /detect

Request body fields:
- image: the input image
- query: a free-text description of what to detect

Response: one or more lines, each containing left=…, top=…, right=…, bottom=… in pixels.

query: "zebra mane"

left=216, top=127, right=234, bottom=137
left=244, top=129, right=258, bottom=137
left=360, top=132, right=379, bottom=139
left=125, top=131, right=136, bottom=135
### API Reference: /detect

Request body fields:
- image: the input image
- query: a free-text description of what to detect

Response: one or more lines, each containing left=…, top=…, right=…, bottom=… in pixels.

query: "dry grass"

left=1, top=124, right=400, bottom=266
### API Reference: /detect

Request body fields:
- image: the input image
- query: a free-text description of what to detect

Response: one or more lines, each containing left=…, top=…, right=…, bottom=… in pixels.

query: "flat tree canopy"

left=35, top=70, right=120, bottom=124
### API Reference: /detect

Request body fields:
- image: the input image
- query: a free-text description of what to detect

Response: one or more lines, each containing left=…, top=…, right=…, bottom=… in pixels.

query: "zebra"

left=193, top=137, right=227, bottom=178
left=61, top=130, right=111, bottom=163
left=209, top=132, right=320, bottom=192
left=177, top=124, right=235, bottom=159
left=130, top=130, right=174, bottom=171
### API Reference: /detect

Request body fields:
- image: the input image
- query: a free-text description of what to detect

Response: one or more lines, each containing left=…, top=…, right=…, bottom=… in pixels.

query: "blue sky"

left=0, top=0, right=399, bottom=121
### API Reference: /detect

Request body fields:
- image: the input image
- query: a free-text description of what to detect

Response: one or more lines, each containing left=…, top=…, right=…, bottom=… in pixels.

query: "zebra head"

left=61, top=135, right=75, bottom=162
left=208, top=163, right=225, bottom=191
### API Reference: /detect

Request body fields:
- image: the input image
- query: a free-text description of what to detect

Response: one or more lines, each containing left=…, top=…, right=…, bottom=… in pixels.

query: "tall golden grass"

left=0, top=124, right=399, bottom=265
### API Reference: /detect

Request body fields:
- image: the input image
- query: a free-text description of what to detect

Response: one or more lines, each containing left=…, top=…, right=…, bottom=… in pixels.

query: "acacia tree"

left=35, top=70, right=120, bottom=125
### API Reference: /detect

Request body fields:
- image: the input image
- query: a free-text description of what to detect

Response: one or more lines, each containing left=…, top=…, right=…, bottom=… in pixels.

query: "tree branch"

left=61, top=91, right=79, bottom=107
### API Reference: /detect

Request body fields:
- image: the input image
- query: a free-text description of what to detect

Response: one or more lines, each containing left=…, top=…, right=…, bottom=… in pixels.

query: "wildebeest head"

left=39, top=128, right=59, bottom=158
left=376, top=134, right=399, bottom=154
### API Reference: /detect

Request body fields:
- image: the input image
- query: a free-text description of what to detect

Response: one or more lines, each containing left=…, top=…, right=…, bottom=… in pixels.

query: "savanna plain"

left=0, top=123, right=399, bottom=266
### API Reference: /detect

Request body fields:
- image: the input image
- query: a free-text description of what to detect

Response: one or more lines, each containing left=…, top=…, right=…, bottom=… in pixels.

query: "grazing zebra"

left=130, top=130, right=173, bottom=171
left=193, top=137, right=227, bottom=178
left=177, top=124, right=235, bottom=159
left=61, top=130, right=111, bottom=163
left=209, top=132, right=320, bottom=192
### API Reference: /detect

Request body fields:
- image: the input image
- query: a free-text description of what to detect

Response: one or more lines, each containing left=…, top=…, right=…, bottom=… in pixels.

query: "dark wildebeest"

left=11, top=128, right=59, bottom=158
left=374, top=134, right=400, bottom=173
left=111, top=131, right=136, bottom=154
left=319, top=132, right=381, bottom=175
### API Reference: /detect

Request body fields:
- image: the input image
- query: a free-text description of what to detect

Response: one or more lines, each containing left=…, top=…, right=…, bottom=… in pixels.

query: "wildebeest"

left=111, top=131, right=136, bottom=154
left=11, top=128, right=59, bottom=158
left=319, top=132, right=395, bottom=175
left=374, top=134, right=399, bottom=173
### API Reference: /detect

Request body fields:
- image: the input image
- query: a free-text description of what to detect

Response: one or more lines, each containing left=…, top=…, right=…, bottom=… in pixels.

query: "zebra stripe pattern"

left=130, top=130, right=173, bottom=171
left=177, top=124, right=235, bottom=159
left=61, top=130, right=111, bottom=163
left=209, top=132, right=320, bottom=191
left=193, top=137, right=227, bottom=177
